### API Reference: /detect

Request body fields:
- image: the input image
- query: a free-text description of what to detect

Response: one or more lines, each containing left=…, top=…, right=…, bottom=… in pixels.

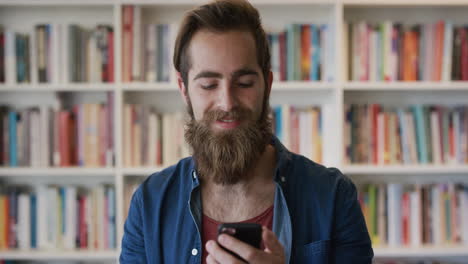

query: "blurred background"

left=0, top=0, right=468, bottom=263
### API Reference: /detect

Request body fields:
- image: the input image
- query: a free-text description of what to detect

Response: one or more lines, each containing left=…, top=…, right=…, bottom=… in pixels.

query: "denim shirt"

left=120, top=137, right=374, bottom=263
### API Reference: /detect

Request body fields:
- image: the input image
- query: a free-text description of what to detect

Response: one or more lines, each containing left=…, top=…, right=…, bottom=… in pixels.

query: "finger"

left=218, top=233, right=264, bottom=262
left=206, top=239, right=242, bottom=264
left=262, top=226, right=284, bottom=255
left=206, top=254, right=220, bottom=264
left=205, top=240, right=216, bottom=252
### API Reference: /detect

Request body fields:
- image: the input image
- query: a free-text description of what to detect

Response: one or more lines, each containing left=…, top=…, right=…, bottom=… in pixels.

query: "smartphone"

left=217, top=223, right=262, bottom=261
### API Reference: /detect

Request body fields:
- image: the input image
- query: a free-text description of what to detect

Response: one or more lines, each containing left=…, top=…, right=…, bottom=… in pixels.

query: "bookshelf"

left=0, top=167, right=116, bottom=177
left=0, top=250, right=118, bottom=261
left=1, top=0, right=468, bottom=263
left=344, top=164, right=468, bottom=174
left=0, top=84, right=116, bottom=92
left=344, top=82, right=468, bottom=91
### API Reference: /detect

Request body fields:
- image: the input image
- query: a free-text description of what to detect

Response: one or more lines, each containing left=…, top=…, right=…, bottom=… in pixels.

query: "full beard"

left=184, top=98, right=272, bottom=185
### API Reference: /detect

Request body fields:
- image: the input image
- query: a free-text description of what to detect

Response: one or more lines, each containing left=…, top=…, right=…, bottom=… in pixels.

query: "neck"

left=201, top=144, right=277, bottom=222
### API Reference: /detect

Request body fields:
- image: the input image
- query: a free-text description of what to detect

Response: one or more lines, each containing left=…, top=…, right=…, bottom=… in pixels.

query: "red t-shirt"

left=201, top=205, right=274, bottom=264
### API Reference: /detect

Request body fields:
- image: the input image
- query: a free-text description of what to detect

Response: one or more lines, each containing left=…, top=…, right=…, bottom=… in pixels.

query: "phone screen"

left=217, top=223, right=262, bottom=260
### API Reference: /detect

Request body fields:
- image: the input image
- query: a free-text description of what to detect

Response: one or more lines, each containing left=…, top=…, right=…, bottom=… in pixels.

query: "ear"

left=265, top=70, right=273, bottom=98
left=176, top=71, right=189, bottom=106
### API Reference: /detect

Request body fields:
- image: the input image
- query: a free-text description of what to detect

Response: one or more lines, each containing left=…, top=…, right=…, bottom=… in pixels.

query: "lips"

left=214, top=118, right=241, bottom=129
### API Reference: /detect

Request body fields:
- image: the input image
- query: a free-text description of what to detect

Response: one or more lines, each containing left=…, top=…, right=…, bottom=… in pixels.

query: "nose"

left=217, top=82, right=237, bottom=112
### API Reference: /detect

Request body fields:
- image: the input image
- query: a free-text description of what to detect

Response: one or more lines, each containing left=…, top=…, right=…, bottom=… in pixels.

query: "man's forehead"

left=188, top=30, right=260, bottom=77
left=191, top=28, right=254, bottom=44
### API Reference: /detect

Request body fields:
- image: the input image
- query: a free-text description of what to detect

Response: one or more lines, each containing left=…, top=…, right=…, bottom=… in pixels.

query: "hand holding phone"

left=217, top=223, right=262, bottom=261
left=207, top=224, right=285, bottom=263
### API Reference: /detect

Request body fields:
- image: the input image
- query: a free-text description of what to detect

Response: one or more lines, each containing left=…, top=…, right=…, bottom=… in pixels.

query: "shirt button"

left=191, top=248, right=198, bottom=256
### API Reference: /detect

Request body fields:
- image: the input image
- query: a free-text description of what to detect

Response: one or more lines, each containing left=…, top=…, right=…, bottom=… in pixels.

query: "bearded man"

left=120, top=0, right=373, bottom=263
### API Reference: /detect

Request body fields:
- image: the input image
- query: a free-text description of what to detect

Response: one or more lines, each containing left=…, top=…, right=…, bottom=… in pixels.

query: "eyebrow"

left=193, top=71, right=222, bottom=81
left=192, top=68, right=259, bottom=81
left=232, top=68, right=259, bottom=79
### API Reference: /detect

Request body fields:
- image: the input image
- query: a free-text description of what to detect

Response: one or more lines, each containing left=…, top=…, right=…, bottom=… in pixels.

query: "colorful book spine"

left=8, top=112, right=17, bottom=167
left=0, top=184, right=116, bottom=250
left=359, top=183, right=468, bottom=247
left=348, top=21, right=468, bottom=81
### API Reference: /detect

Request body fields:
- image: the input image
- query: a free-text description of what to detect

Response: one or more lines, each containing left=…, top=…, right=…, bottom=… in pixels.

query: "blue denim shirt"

left=120, top=137, right=373, bottom=263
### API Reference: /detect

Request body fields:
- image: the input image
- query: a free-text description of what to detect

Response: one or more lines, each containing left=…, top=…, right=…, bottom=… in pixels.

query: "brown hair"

left=173, top=0, right=271, bottom=86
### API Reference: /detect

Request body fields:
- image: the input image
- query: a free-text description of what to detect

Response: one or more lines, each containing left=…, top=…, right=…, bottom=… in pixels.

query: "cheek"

left=247, top=90, right=265, bottom=113
left=194, top=110, right=204, bottom=121
left=189, top=95, right=209, bottom=121
left=190, top=102, right=203, bottom=120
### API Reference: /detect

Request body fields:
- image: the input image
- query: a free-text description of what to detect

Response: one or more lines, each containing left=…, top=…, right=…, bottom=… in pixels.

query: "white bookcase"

left=1, top=0, right=468, bottom=263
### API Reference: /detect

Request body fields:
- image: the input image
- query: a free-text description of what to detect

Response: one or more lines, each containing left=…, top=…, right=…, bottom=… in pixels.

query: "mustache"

left=202, top=106, right=253, bottom=123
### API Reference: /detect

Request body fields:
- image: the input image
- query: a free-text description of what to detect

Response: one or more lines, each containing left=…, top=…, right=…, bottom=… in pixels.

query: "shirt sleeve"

left=330, top=173, right=374, bottom=263
left=119, top=189, right=147, bottom=264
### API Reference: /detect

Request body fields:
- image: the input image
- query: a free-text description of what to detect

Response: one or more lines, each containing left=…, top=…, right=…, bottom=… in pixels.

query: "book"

left=272, top=105, right=323, bottom=163
left=345, top=104, right=468, bottom=165
left=0, top=184, right=116, bottom=250
left=358, top=182, right=468, bottom=247
left=347, top=21, right=468, bottom=81
left=123, top=104, right=190, bottom=167
left=0, top=95, right=114, bottom=168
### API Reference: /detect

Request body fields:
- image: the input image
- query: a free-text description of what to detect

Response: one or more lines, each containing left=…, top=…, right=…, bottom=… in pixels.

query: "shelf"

left=0, top=167, right=116, bottom=177
left=122, top=167, right=164, bottom=176
left=343, top=165, right=468, bottom=175
left=0, top=83, right=116, bottom=92
left=344, top=82, right=468, bottom=91
left=373, top=246, right=468, bottom=258
left=0, top=250, right=118, bottom=260
left=1, top=0, right=467, bottom=261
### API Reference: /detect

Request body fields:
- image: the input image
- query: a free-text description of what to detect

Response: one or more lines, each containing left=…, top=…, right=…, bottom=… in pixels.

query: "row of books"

left=344, top=104, right=468, bottom=165
left=272, top=105, right=323, bottom=163
left=120, top=5, right=337, bottom=84
left=357, top=182, right=468, bottom=247
left=0, top=25, right=59, bottom=84
left=122, top=6, right=178, bottom=83
left=0, top=184, right=116, bottom=250
left=3, top=32, right=31, bottom=83
left=267, top=24, right=334, bottom=82
left=0, top=24, right=114, bottom=84
left=123, top=104, right=190, bottom=167
left=0, top=94, right=114, bottom=167
left=346, top=21, right=468, bottom=82
left=68, top=25, right=114, bottom=83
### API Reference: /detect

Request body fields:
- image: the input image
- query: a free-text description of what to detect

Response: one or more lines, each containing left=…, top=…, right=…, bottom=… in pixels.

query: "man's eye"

left=201, top=84, right=217, bottom=90
left=238, top=82, right=253, bottom=88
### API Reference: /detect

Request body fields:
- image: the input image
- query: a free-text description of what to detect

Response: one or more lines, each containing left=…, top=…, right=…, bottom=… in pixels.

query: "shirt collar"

left=270, top=135, right=292, bottom=184
left=189, top=158, right=200, bottom=190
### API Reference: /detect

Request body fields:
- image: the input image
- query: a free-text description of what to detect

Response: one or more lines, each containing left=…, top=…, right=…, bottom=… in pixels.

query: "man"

left=120, top=0, right=373, bottom=263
